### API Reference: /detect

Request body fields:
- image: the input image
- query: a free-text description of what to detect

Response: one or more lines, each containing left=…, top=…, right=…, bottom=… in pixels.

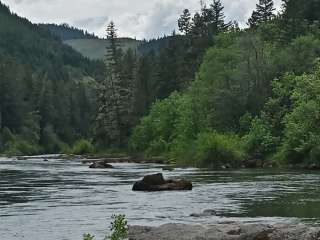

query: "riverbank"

left=8, top=154, right=171, bottom=164
left=3, top=153, right=320, bottom=172
left=129, top=222, right=320, bottom=240
left=0, top=153, right=318, bottom=172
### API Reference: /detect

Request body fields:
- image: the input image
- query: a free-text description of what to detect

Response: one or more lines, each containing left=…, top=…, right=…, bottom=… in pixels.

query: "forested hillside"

left=130, top=0, right=320, bottom=168
left=40, top=23, right=141, bottom=60
left=0, top=2, right=104, bottom=154
left=40, top=23, right=98, bottom=41
left=64, top=38, right=140, bottom=60
left=3, top=0, right=320, bottom=167
left=0, top=2, right=204, bottom=155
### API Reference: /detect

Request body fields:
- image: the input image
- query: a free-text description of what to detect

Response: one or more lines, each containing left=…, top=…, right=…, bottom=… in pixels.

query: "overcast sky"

left=2, top=0, right=282, bottom=39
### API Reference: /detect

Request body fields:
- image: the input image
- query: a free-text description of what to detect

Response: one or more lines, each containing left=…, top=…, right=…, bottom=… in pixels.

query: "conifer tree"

left=95, top=22, right=135, bottom=148
left=191, top=12, right=206, bottom=37
left=209, top=0, right=231, bottom=33
left=248, top=0, right=275, bottom=27
left=178, top=9, right=192, bottom=35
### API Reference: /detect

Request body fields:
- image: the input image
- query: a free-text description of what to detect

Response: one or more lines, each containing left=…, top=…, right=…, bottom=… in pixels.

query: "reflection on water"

left=1, top=157, right=320, bottom=240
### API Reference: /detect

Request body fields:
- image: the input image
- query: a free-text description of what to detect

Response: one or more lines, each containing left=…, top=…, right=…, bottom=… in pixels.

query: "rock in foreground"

left=132, top=173, right=192, bottom=191
left=128, top=223, right=320, bottom=240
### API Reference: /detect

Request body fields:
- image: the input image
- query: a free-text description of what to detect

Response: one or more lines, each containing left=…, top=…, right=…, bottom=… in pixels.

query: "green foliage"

left=0, top=3, right=102, bottom=155
left=243, top=117, right=278, bottom=159
left=83, top=234, right=95, bottom=240
left=0, top=127, right=41, bottom=156
left=3, top=139, right=41, bottom=156
left=70, top=139, right=94, bottom=155
left=3, top=0, right=320, bottom=169
left=192, top=131, right=245, bottom=167
left=239, top=113, right=253, bottom=135
left=41, top=23, right=98, bottom=41
left=129, top=92, right=183, bottom=155
left=278, top=65, right=320, bottom=163
left=41, top=125, right=67, bottom=154
left=106, top=214, right=128, bottom=240
left=81, top=215, right=128, bottom=240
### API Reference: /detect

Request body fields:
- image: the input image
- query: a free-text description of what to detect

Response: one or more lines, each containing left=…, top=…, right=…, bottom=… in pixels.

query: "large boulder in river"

left=89, top=161, right=114, bottom=169
left=132, top=173, right=192, bottom=191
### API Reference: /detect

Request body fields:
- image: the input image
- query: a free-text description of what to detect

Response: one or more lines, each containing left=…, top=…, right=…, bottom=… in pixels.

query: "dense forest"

left=40, top=23, right=98, bottom=41
left=2, top=0, right=320, bottom=168
left=0, top=2, right=107, bottom=155
left=0, top=2, right=202, bottom=155
left=129, top=0, right=320, bottom=168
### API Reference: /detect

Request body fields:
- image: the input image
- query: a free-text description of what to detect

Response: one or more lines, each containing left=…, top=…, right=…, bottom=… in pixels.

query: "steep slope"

left=40, top=23, right=98, bottom=41
left=64, top=38, right=140, bottom=60
left=0, top=2, right=104, bottom=154
left=40, top=23, right=141, bottom=60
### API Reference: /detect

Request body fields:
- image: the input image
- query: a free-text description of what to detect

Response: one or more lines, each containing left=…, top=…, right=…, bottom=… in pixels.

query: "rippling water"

left=1, top=156, right=320, bottom=240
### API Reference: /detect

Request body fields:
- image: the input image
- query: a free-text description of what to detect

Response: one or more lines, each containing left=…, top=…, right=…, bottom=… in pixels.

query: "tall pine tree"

left=248, top=0, right=275, bottom=28
left=209, top=0, right=231, bottom=33
left=95, top=22, right=135, bottom=148
left=178, top=9, right=192, bottom=35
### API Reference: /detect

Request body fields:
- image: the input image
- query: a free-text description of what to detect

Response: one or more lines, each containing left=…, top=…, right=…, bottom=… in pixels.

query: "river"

left=1, top=156, right=320, bottom=240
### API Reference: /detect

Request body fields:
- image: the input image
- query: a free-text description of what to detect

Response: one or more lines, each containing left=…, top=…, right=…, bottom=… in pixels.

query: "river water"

left=1, top=156, right=320, bottom=240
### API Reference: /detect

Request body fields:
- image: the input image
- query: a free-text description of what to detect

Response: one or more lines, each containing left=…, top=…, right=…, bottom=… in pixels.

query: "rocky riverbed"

left=129, top=223, right=320, bottom=240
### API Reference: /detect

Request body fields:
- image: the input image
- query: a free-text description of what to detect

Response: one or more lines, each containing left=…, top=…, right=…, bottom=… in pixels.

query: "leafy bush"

left=129, top=92, right=183, bottom=155
left=82, top=215, right=128, bottom=240
left=4, top=139, right=41, bottom=156
left=71, top=139, right=94, bottom=155
left=277, top=63, right=320, bottom=164
left=243, top=117, right=278, bottom=159
left=41, top=125, right=67, bottom=153
left=0, top=127, right=42, bottom=156
left=192, top=131, right=245, bottom=167
left=106, top=214, right=128, bottom=240
left=83, top=234, right=95, bottom=240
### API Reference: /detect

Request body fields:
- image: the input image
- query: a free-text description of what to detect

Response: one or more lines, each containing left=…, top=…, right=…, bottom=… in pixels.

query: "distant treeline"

left=40, top=23, right=98, bottom=41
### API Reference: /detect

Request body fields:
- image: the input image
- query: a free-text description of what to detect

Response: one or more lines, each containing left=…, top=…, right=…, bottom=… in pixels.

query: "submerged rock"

left=132, top=173, right=192, bottom=191
left=89, top=161, right=114, bottom=169
left=128, top=223, right=320, bottom=240
left=305, top=163, right=320, bottom=170
left=243, top=159, right=260, bottom=168
left=162, top=166, right=175, bottom=171
left=190, top=209, right=217, bottom=217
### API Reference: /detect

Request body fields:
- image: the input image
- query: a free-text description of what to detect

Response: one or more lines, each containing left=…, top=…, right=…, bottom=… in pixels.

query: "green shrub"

left=276, top=64, right=320, bottom=164
left=129, top=92, right=183, bottom=154
left=309, top=145, right=320, bottom=164
left=192, top=131, right=245, bottom=167
left=41, top=125, right=67, bottom=153
left=145, top=138, right=169, bottom=156
left=106, top=214, right=128, bottom=240
left=82, top=215, right=128, bottom=240
left=83, top=234, right=95, bottom=240
left=71, top=139, right=94, bottom=155
left=1, top=130, right=42, bottom=156
left=243, top=117, right=279, bottom=159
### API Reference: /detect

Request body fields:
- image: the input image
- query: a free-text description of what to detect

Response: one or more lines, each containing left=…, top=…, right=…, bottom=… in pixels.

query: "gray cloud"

left=2, top=0, right=282, bottom=39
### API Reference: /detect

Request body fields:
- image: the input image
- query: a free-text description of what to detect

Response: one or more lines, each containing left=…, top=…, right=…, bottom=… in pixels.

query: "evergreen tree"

left=191, top=12, right=206, bottom=37
left=178, top=9, right=192, bottom=35
left=248, top=0, right=275, bottom=27
left=209, top=0, right=231, bottom=33
left=95, top=22, right=135, bottom=148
